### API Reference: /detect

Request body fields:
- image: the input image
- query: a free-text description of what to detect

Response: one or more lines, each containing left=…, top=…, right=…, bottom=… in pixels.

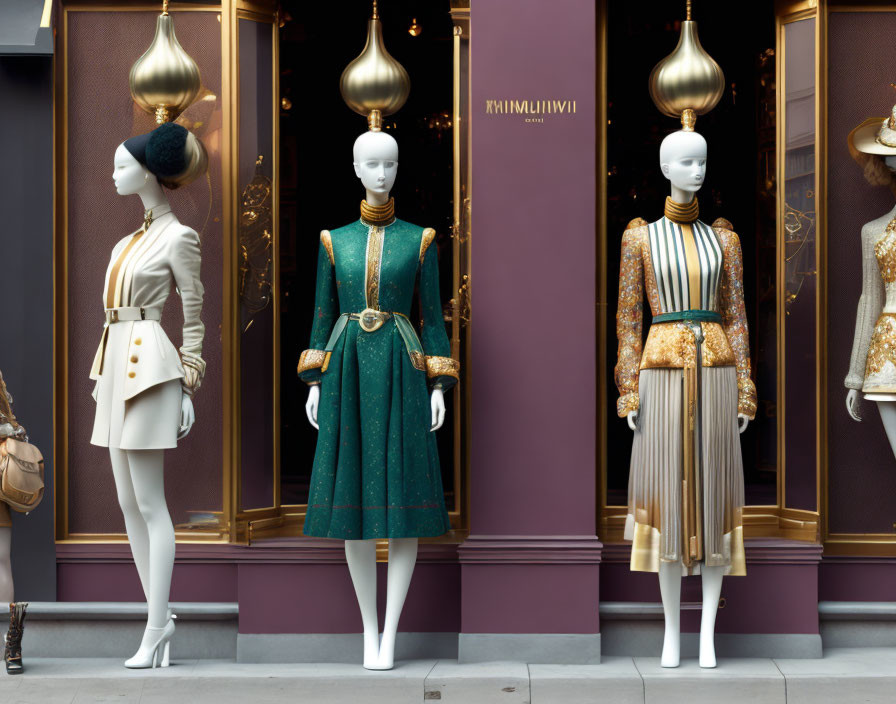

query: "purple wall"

left=469, top=0, right=596, bottom=538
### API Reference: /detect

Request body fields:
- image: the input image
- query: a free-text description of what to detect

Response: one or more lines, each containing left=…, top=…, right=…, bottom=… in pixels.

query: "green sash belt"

left=323, top=311, right=426, bottom=372
left=652, top=309, right=721, bottom=324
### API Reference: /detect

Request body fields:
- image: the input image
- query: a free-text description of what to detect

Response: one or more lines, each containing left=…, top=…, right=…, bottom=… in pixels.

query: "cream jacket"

left=90, top=213, right=205, bottom=401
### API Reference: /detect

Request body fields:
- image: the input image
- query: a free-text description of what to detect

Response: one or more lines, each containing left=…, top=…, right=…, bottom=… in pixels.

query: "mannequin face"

left=353, top=131, right=399, bottom=198
left=660, top=131, right=708, bottom=194
left=113, top=144, right=152, bottom=195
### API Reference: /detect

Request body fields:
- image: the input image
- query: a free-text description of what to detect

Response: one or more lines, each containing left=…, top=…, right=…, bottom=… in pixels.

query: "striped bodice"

left=647, top=217, right=723, bottom=313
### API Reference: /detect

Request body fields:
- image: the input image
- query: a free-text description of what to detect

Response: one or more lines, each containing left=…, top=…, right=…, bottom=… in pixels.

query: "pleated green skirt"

left=302, top=320, right=451, bottom=540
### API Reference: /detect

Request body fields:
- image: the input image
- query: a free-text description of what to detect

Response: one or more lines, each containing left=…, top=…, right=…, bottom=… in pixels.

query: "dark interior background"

left=278, top=1, right=457, bottom=507
left=605, top=1, right=778, bottom=507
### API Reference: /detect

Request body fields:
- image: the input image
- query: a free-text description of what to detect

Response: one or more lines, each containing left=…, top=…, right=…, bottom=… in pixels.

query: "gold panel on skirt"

left=864, top=312, right=896, bottom=392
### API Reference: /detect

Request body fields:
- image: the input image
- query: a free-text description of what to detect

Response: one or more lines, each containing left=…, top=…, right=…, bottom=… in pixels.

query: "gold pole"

left=686, top=0, right=692, bottom=21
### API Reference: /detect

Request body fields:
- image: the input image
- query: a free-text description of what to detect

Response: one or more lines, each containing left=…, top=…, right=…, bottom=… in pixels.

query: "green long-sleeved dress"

left=297, top=200, right=459, bottom=540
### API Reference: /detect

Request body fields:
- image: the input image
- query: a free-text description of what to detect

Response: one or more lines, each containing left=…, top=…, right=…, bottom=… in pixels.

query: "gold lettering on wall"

left=484, top=98, right=578, bottom=124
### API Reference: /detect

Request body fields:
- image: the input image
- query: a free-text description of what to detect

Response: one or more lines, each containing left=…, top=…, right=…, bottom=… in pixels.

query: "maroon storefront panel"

left=603, top=541, right=822, bottom=635
left=463, top=0, right=601, bottom=636
left=65, top=10, right=224, bottom=533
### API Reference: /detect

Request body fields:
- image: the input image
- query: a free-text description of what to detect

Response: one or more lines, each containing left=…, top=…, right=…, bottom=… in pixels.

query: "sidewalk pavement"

left=0, top=647, right=894, bottom=703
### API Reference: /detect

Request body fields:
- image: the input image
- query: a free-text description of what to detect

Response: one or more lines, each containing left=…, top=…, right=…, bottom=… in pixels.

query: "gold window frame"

left=822, top=0, right=896, bottom=557
left=53, top=0, right=473, bottom=548
left=249, top=1, right=474, bottom=555
left=596, top=0, right=824, bottom=545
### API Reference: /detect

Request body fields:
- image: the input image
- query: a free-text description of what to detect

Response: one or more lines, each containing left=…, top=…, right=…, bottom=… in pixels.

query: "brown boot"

left=4, top=602, right=26, bottom=675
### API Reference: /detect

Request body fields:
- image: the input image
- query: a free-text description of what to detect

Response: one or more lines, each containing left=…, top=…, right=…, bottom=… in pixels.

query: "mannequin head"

left=660, top=130, right=707, bottom=199
left=848, top=116, right=896, bottom=197
left=113, top=144, right=155, bottom=196
left=353, top=130, right=399, bottom=203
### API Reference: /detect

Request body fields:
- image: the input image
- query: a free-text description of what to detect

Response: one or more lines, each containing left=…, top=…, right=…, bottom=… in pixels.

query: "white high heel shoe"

left=124, top=619, right=175, bottom=669
left=160, top=612, right=177, bottom=668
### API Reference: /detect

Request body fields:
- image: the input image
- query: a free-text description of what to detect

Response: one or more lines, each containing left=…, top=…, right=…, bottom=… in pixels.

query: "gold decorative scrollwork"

left=239, top=155, right=274, bottom=332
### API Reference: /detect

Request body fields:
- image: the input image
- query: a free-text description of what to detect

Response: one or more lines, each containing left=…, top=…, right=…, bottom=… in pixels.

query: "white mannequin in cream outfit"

left=90, top=123, right=206, bottom=668
left=846, top=113, right=896, bottom=456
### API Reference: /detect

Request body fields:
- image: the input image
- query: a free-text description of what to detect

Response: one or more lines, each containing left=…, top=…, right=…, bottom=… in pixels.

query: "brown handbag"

left=0, top=438, right=44, bottom=513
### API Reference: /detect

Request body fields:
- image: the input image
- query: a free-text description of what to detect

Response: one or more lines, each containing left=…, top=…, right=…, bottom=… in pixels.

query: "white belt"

left=104, top=307, right=162, bottom=324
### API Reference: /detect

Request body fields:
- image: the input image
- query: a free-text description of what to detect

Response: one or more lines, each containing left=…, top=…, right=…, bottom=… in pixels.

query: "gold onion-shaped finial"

left=339, top=0, right=410, bottom=131
left=129, top=1, right=201, bottom=124
left=648, top=0, right=724, bottom=131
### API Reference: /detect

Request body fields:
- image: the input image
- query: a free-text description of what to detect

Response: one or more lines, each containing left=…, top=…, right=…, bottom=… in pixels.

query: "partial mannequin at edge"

left=0, top=371, right=23, bottom=603
left=297, top=127, right=459, bottom=670
left=845, top=108, right=896, bottom=457
left=0, top=370, right=28, bottom=674
left=614, top=125, right=757, bottom=668
left=89, top=121, right=207, bottom=669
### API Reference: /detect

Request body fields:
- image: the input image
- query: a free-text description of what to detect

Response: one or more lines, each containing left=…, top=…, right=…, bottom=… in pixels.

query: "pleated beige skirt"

left=624, top=366, right=746, bottom=576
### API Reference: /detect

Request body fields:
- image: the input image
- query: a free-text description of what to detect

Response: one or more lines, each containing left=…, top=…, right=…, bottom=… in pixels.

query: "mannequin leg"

left=344, top=539, right=379, bottom=668
left=127, top=450, right=174, bottom=630
left=876, top=401, right=896, bottom=458
left=374, top=538, right=418, bottom=670
left=699, top=564, right=725, bottom=668
left=658, top=561, right=681, bottom=667
left=0, top=527, right=12, bottom=603
left=109, top=449, right=151, bottom=600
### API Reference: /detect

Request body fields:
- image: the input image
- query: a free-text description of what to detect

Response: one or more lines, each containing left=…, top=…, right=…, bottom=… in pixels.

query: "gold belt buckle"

left=358, top=308, right=384, bottom=333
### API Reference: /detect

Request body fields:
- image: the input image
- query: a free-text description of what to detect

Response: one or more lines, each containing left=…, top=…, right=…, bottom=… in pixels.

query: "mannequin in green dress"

left=297, top=129, right=459, bottom=669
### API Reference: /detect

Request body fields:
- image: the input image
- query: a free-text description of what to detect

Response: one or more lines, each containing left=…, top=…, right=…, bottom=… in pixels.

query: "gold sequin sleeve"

left=614, top=223, right=645, bottom=417
left=714, top=221, right=757, bottom=419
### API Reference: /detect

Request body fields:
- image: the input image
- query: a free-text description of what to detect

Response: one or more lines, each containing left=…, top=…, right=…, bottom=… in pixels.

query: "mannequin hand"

left=306, top=384, right=320, bottom=430
left=431, top=388, right=446, bottom=431
left=738, top=413, right=749, bottom=434
left=178, top=393, right=195, bottom=439
left=627, top=410, right=639, bottom=432
left=846, top=389, right=862, bottom=422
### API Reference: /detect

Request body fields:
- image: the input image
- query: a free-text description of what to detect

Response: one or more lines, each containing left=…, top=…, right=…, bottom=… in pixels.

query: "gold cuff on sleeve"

left=738, top=377, right=757, bottom=419
left=617, top=392, right=640, bottom=418
left=297, top=349, right=328, bottom=376
left=425, top=355, right=459, bottom=380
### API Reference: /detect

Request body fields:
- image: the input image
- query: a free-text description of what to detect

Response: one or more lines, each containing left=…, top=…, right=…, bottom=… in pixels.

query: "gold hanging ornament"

left=648, top=0, right=724, bottom=131
left=129, top=0, right=201, bottom=124
left=339, top=0, right=410, bottom=131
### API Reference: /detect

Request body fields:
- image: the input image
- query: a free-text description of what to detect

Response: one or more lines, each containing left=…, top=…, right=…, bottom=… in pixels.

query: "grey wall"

left=0, top=55, right=57, bottom=601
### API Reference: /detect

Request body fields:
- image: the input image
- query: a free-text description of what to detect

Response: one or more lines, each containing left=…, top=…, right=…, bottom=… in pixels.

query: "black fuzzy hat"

left=123, top=122, right=189, bottom=179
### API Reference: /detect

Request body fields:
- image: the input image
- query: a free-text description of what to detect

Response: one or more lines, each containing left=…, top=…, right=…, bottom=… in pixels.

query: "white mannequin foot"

left=361, top=630, right=380, bottom=669
left=661, top=633, right=680, bottom=668
left=658, top=561, right=681, bottom=668
left=699, top=564, right=724, bottom=669
left=699, top=633, right=717, bottom=668
left=124, top=620, right=174, bottom=669
left=370, top=632, right=395, bottom=670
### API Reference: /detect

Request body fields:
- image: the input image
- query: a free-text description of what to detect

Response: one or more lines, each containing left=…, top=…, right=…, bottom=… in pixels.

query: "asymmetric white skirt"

left=90, top=323, right=182, bottom=450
